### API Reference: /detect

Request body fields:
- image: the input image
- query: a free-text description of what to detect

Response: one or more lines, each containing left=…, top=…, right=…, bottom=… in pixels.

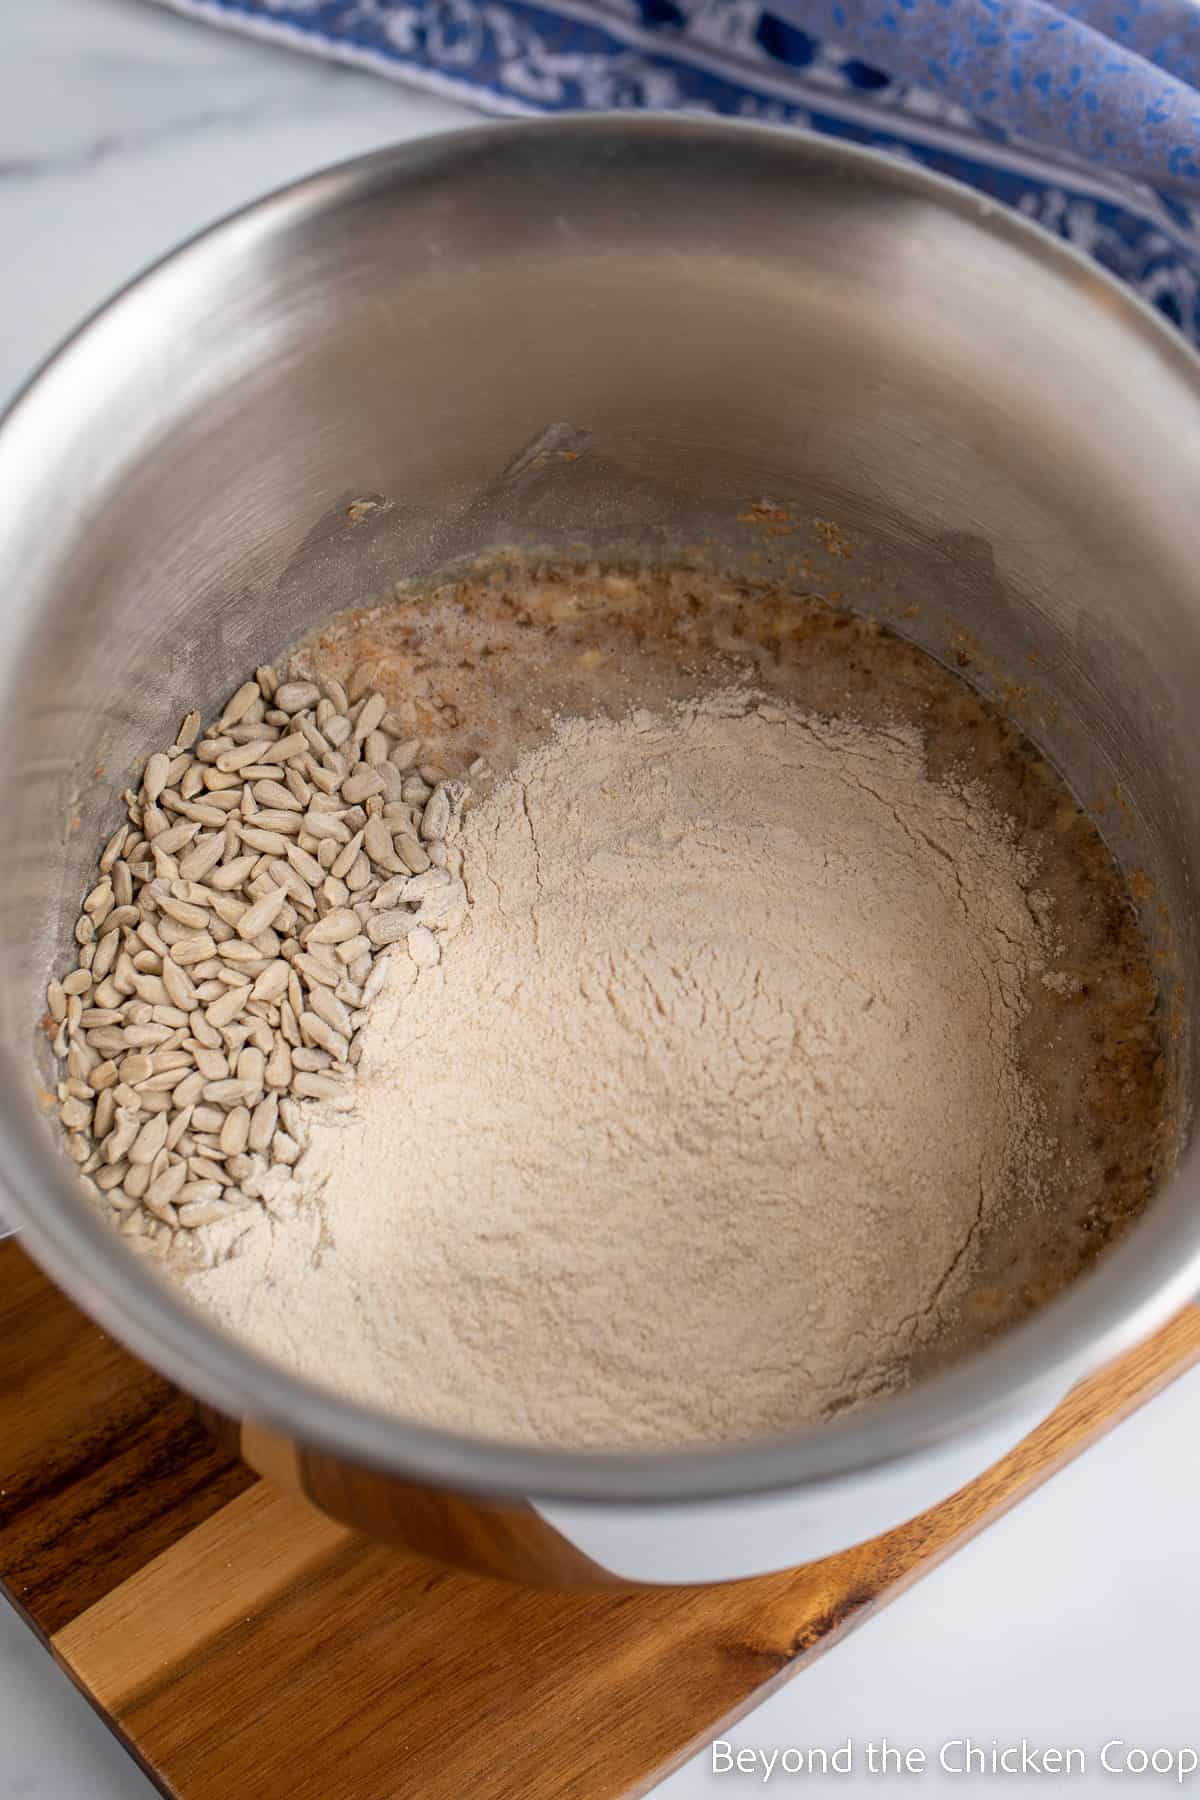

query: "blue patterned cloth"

left=154, top=0, right=1200, bottom=342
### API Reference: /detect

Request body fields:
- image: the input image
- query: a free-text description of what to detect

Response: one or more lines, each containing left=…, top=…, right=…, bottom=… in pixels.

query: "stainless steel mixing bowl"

left=1, top=117, right=1198, bottom=1586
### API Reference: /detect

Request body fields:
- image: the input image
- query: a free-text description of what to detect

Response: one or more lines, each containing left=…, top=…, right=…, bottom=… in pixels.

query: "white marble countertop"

left=3, top=5, right=1199, bottom=1797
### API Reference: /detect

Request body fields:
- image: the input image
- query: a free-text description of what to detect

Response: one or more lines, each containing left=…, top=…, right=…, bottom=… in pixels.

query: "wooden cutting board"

left=3, top=1236, right=1198, bottom=1800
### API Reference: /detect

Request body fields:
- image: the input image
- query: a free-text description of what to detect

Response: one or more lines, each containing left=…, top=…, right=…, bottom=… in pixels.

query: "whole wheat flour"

left=184, top=691, right=1051, bottom=1448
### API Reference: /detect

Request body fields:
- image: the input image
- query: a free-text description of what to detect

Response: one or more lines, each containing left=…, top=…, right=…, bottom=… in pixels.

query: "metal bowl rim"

left=2, top=111, right=1198, bottom=1505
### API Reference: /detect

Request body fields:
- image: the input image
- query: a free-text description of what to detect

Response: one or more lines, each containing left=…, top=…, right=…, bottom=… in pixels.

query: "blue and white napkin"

left=154, top=0, right=1200, bottom=342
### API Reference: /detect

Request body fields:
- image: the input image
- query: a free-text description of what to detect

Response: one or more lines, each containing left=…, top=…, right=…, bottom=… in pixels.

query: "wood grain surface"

left=0, top=1240, right=252, bottom=1639
left=3, top=1237, right=1198, bottom=1800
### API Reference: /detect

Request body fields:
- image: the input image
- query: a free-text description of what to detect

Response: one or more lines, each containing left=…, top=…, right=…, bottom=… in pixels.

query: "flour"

left=184, top=691, right=1051, bottom=1448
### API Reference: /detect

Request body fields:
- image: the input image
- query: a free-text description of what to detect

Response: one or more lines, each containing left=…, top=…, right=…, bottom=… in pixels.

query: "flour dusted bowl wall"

left=0, top=119, right=1198, bottom=1586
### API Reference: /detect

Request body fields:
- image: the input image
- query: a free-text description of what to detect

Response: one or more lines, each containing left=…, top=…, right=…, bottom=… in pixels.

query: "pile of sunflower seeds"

left=46, top=662, right=469, bottom=1261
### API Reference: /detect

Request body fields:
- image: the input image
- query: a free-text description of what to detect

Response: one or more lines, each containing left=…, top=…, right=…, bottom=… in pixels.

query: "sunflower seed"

left=247, top=1093, right=278, bottom=1153
left=366, top=909, right=415, bottom=947
left=249, top=960, right=289, bottom=1003
left=253, top=779, right=302, bottom=812
left=215, top=739, right=272, bottom=775
left=158, top=895, right=209, bottom=930
left=362, top=956, right=391, bottom=1005
left=168, top=796, right=227, bottom=827
left=269, top=861, right=315, bottom=913
left=291, top=1070, right=351, bottom=1101
left=128, top=1112, right=170, bottom=1166
left=172, top=709, right=202, bottom=750
left=178, top=835, right=228, bottom=882
left=293, top=951, right=339, bottom=992
left=126, top=1023, right=178, bottom=1049
left=178, top=1196, right=232, bottom=1229
left=300, top=1012, right=349, bottom=1060
left=341, top=767, right=385, bottom=805
left=382, top=735, right=417, bottom=771
left=99, top=823, right=131, bottom=872
left=356, top=817, right=395, bottom=871
left=238, top=825, right=291, bottom=856
left=274, top=681, right=320, bottom=714
left=394, top=833, right=431, bottom=874
left=169, top=933, right=218, bottom=967
left=373, top=763, right=406, bottom=804
left=265, top=1036, right=293, bottom=1088
left=93, top=1088, right=117, bottom=1139
left=111, top=862, right=135, bottom=909
left=325, top=831, right=362, bottom=883
left=51, top=661, right=474, bottom=1243
left=160, top=959, right=197, bottom=1010
left=202, top=769, right=242, bottom=793
left=59, top=1096, right=92, bottom=1130
left=192, top=1046, right=229, bottom=1083
left=206, top=986, right=251, bottom=1030
left=232, top=886, right=286, bottom=942
left=219, top=1106, right=251, bottom=1156
left=98, top=905, right=138, bottom=938
left=214, top=682, right=258, bottom=732
left=301, top=810, right=352, bottom=846
left=283, top=842, right=324, bottom=888
left=126, top=1162, right=155, bottom=1199
left=261, top=732, right=307, bottom=765
left=143, top=752, right=171, bottom=803
left=420, top=783, right=452, bottom=841
left=375, top=869, right=447, bottom=908
left=151, top=1157, right=189, bottom=1204
left=203, top=1078, right=259, bottom=1107
left=139, top=1066, right=192, bottom=1093
left=306, top=908, right=359, bottom=945
left=275, top=1096, right=301, bottom=1137
left=83, top=877, right=113, bottom=919
left=347, top=690, right=383, bottom=741
left=153, top=819, right=199, bottom=857
left=245, top=808, right=300, bottom=837
left=145, top=1187, right=184, bottom=1226
left=103, top=1109, right=141, bottom=1164
left=307, top=985, right=353, bottom=1038
left=272, top=1130, right=302, bottom=1165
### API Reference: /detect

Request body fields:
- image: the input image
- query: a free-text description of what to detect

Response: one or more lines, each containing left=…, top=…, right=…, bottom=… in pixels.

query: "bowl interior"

left=0, top=119, right=1198, bottom=1497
